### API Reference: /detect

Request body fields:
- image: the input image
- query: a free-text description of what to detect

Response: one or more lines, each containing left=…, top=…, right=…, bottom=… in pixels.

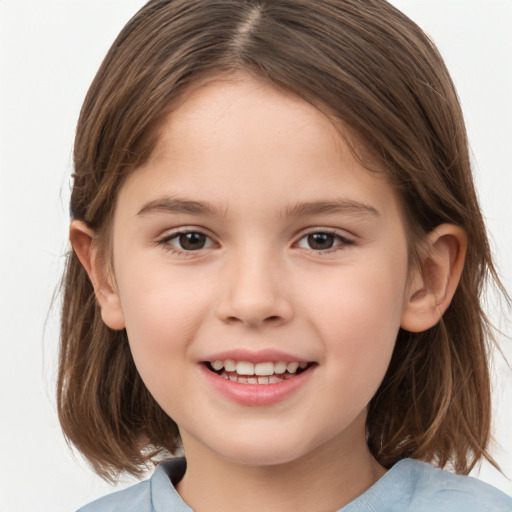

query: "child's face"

left=106, top=76, right=413, bottom=467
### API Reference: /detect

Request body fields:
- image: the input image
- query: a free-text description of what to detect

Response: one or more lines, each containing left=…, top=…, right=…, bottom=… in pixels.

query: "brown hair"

left=58, top=0, right=505, bottom=479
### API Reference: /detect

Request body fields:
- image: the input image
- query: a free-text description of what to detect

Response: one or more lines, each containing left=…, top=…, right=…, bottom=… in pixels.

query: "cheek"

left=303, top=261, right=408, bottom=383
left=307, top=263, right=407, bottom=333
left=115, top=266, right=213, bottom=376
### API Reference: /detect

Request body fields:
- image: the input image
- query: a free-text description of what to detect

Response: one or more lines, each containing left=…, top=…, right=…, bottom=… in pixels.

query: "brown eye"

left=178, top=232, right=207, bottom=250
left=307, top=233, right=335, bottom=250
left=161, top=231, right=214, bottom=253
left=296, top=231, right=353, bottom=252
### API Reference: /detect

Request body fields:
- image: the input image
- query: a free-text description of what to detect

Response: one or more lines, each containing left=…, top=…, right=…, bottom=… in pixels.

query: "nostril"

left=225, top=315, right=282, bottom=325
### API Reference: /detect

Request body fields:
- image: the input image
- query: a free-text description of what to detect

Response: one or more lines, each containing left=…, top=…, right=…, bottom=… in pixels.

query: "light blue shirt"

left=78, top=458, right=512, bottom=511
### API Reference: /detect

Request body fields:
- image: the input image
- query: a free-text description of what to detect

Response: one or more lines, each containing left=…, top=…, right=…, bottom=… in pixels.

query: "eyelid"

left=154, top=226, right=355, bottom=255
left=293, top=228, right=355, bottom=252
left=156, top=226, right=218, bottom=255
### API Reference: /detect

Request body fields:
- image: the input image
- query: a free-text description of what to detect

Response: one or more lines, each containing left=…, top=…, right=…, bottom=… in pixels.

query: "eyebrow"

left=137, top=197, right=225, bottom=217
left=284, top=199, right=379, bottom=219
left=137, top=196, right=379, bottom=219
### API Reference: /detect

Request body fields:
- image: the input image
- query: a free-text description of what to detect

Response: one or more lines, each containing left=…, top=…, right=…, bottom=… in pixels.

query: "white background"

left=0, top=1, right=511, bottom=511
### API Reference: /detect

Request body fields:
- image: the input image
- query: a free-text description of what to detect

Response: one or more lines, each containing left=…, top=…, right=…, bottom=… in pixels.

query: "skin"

left=72, top=75, right=466, bottom=512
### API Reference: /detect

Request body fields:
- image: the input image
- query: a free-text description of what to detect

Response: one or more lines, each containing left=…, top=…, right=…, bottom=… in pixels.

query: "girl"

left=58, top=0, right=512, bottom=510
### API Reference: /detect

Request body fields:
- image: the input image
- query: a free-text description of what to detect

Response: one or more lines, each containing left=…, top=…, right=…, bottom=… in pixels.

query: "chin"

left=203, top=430, right=320, bottom=468
left=219, top=446, right=304, bottom=467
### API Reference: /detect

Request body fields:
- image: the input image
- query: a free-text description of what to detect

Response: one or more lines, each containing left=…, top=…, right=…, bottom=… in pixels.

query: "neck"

left=176, top=417, right=386, bottom=512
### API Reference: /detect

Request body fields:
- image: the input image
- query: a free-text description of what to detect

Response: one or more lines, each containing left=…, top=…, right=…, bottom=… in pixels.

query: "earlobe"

left=401, top=224, right=467, bottom=333
left=69, top=220, right=126, bottom=331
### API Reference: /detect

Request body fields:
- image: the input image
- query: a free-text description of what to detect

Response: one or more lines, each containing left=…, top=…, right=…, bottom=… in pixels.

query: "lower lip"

left=200, top=364, right=315, bottom=406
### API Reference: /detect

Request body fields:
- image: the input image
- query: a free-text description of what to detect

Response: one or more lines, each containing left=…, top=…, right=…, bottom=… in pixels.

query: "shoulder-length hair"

left=58, top=0, right=504, bottom=479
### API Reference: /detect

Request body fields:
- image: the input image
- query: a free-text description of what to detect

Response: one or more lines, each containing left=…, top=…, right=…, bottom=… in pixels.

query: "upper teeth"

left=210, top=360, right=308, bottom=376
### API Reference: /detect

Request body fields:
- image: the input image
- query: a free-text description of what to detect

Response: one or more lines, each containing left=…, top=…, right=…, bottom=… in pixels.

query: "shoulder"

left=396, top=459, right=512, bottom=512
left=76, top=479, right=152, bottom=512
left=76, top=458, right=189, bottom=512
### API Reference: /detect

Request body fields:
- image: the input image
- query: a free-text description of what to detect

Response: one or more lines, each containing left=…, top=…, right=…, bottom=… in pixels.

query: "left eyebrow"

left=284, top=199, right=379, bottom=219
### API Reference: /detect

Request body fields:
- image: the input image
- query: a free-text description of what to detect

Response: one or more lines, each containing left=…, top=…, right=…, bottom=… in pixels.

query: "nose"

left=215, top=250, right=294, bottom=328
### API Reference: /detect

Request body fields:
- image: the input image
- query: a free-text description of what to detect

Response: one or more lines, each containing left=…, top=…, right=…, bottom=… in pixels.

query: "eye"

left=160, top=231, right=215, bottom=252
left=296, top=231, right=353, bottom=251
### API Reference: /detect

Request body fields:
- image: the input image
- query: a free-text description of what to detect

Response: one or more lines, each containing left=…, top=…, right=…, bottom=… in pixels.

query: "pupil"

left=179, top=232, right=206, bottom=250
left=308, top=233, right=334, bottom=250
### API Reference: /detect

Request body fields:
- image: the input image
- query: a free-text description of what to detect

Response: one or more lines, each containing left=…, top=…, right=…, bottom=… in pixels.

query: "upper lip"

left=201, top=348, right=313, bottom=364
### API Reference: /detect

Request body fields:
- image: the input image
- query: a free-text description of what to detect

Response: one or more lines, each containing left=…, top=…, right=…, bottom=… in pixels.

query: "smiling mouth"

left=204, top=359, right=314, bottom=384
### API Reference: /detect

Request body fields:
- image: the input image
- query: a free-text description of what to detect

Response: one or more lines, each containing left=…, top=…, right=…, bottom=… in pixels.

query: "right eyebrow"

left=137, top=196, right=225, bottom=217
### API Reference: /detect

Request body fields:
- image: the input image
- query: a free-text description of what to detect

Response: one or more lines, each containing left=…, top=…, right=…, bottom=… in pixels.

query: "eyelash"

left=157, top=229, right=355, bottom=256
left=295, top=230, right=355, bottom=254
left=158, top=230, right=216, bottom=256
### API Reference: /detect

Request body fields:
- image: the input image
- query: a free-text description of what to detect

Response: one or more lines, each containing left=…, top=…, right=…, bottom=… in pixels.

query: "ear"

left=69, top=220, right=126, bottom=330
left=401, top=224, right=467, bottom=333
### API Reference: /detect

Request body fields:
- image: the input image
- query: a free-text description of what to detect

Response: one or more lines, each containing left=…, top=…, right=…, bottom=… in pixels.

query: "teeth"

left=208, top=359, right=310, bottom=381
left=236, top=361, right=255, bottom=375
left=212, top=360, right=224, bottom=371
left=215, top=372, right=302, bottom=384
left=274, top=361, right=287, bottom=374
left=255, top=362, right=275, bottom=376
left=224, top=359, right=236, bottom=372
left=287, top=362, right=299, bottom=373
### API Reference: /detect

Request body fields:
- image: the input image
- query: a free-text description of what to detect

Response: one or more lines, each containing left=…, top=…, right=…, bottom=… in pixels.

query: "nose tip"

left=215, top=264, right=294, bottom=328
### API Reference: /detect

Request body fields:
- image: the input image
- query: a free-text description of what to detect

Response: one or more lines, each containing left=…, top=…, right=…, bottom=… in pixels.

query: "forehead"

left=117, top=75, right=401, bottom=224
left=150, top=75, right=344, bottom=165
